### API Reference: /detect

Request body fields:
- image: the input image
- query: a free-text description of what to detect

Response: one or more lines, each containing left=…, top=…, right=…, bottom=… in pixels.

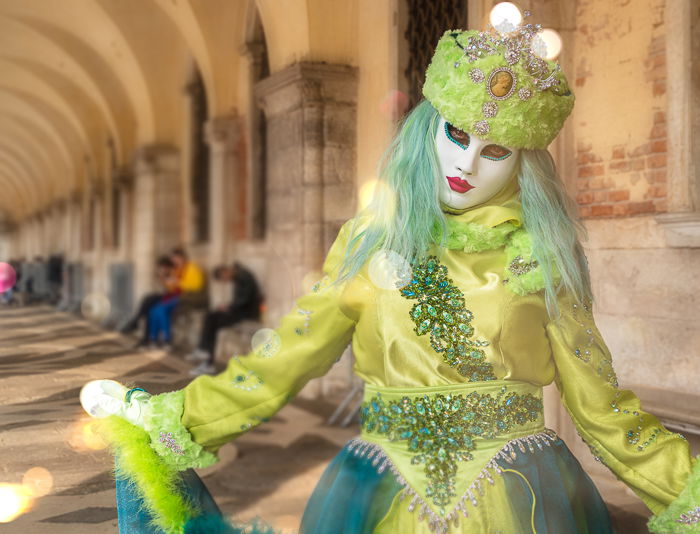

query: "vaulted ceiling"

left=0, top=0, right=357, bottom=224
left=0, top=0, right=247, bottom=223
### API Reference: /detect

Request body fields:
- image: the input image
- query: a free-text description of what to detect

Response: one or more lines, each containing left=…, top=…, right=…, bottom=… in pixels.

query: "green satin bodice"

left=175, top=213, right=693, bottom=520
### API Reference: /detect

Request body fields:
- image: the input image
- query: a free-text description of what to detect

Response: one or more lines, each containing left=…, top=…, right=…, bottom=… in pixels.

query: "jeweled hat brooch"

left=423, top=3, right=574, bottom=150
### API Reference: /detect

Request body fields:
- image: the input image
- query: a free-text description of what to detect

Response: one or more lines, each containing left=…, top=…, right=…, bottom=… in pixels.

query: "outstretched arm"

left=85, top=220, right=358, bottom=473
left=547, top=292, right=699, bottom=531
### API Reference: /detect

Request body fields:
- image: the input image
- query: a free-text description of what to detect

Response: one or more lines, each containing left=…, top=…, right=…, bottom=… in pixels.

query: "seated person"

left=147, top=248, right=205, bottom=348
left=120, top=256, right=175, bottom=345
left=188, top=262, right=262, bottom=375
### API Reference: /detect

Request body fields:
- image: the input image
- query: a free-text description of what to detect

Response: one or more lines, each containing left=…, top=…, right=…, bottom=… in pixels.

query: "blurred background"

left=0, top=0, right=698, bottom=532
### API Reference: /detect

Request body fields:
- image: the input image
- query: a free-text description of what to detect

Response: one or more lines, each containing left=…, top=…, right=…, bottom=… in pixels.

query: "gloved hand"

left=79, top=379, right=151, bottom=428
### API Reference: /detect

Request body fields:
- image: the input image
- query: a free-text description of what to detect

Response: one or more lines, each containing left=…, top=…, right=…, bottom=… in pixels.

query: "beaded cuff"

left=143, top=390, right=218, bottom=471
left=648, top=457, right=700, bottom=533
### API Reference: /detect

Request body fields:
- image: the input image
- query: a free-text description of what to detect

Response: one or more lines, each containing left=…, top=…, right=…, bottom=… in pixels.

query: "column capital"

left=70, top=189, right=83, bottom=205
left=112, top=165, right=134, bottom=189
left=205, top=114, right=240, bottom=150
left=133, top=143, right=179, bottom=175
left=255, top=62, right=358, bottom=117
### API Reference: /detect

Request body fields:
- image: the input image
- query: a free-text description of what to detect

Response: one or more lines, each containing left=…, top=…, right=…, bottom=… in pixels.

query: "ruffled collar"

left=437, top=183, right=555, bottom=295
left=441, top=196, right=523, bottom=253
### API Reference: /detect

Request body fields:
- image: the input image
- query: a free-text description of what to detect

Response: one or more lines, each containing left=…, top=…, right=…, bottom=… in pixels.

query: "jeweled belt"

left=358, top=380, right=545, bottom=515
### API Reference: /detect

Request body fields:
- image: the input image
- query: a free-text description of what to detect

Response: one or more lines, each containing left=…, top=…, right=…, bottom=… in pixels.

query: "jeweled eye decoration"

left=481, top=144, right=512, bottom=161
left=445, top=122, right=470, bottom=149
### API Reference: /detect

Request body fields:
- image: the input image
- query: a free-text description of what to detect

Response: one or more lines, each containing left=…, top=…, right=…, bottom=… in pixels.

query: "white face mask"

left=435, top=116, right=520, bottom=211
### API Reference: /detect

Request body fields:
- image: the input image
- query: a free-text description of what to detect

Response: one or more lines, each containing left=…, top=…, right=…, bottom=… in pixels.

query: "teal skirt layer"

left=115, top=465, right=275, bottom=533
left=300, top=437, right=614, bottom=533
left=495, top=437, right=614, bottom=534
left=299, top=442, right=404, bottom=533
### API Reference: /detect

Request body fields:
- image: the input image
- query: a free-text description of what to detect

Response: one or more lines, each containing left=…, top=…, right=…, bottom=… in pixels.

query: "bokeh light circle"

left=532, top=28, right=563, bottom=60
left=0, top=263, right=16, bottom=293
left=80, top=379, right=127, bottom=418
left=251, top=328, right=281, bottom=358
left=359, top=180, right=397, bottom=217
left=22, top=467, right=53, bottom=498
left=0, top=484, right=33, bottom=523
left=489, top=2, right=523, bottom=33
left=81, top=293, right=111, bottom=321
left=379, top=89, right=410, bottom=121
left=368, top=250, right=413, bottom=290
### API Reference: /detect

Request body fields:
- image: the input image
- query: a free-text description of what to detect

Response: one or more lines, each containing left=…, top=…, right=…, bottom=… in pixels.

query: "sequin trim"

left=676, top=507, right=700, bottom=525
left=610, top=391, right=675, bottom=451
left=571, top=301, right=618, bottom=387
left=400, top=256, right=495, bottom=381
left=347, top=430, right=558, bottom=534
left=359, top=388, right=543, bottom=509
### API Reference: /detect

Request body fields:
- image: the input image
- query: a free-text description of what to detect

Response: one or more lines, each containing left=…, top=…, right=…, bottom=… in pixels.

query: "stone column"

left=205, top=115, right=240, bottom=265
left=131, top=143, right=181, bottom=300
left=256, top=62, right=358, bottom=321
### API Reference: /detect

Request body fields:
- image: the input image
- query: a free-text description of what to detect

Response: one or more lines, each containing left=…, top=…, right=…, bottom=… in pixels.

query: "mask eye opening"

left=480, top=144, right=512, bottom=161
left=444, top=122, right=469, bottom=150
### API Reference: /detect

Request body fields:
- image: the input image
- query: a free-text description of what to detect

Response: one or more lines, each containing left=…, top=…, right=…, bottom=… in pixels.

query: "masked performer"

left=82, top=13, right=700, bottom=534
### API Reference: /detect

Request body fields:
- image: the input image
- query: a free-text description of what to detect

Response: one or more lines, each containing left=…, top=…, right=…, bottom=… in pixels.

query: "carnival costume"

left=84, top=11, right=700, bottom=534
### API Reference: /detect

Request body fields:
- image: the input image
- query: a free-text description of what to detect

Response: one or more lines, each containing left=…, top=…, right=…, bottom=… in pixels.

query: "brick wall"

left=573, top=0, right=667, bottom=219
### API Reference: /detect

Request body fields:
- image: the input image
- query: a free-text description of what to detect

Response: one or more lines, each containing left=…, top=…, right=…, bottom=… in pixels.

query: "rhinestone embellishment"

left=504, top=47, right=520, bottom=65
left=359, top=388, right=543, bottom=510
left=508, top=255, right=538, bottom=276
left=295, top=308, right=313, bottom=335
left=571, top=301, right=618, bottom=387
left=482, top=101, right=498, bottom=118
left=347, top=430, right=557, bottom=533
left=518, top=87, right=533, bottom=101
left=400, top=256, right=495, bottom=381
left=474, top=120, right=490, bottom=136
left=232, top=369, right=263, bottom=391
left=677, top=507, right=700, bottom=525
left=469, top=68, right=485, bottom=83
left=158, top=432, right=184, bottom=455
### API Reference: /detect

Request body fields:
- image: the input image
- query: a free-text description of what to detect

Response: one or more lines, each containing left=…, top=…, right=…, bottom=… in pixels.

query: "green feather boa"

left=97, top=416, right=197, bottom=534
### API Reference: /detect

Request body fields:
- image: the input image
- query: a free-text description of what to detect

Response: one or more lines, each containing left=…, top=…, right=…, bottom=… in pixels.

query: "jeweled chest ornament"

left=400, top=256, right=495, bottom=381
left=359, top=388, right=543, bottom=511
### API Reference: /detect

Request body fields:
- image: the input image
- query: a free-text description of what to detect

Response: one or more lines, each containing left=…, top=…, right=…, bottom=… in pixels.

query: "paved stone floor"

left=0, top=305, right=650, bottom=533
left=0, top=305, right=355, bottom=533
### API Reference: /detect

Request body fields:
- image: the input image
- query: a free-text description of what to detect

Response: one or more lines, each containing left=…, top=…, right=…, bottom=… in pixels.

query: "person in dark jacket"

left=188, top=262, right=262, bottom=375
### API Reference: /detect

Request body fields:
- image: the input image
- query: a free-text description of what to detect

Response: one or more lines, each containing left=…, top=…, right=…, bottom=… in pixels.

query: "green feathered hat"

left=423, top=24, right=574, bottom=150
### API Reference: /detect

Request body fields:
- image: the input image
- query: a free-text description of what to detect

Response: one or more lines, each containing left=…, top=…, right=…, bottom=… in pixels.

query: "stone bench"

left=214, top=320, right=264, bottom=363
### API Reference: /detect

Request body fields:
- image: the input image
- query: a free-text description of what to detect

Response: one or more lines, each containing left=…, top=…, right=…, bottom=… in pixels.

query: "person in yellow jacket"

left=82, top=8, right=699, bottom=534
left=146, top=248, right=205, bottom=347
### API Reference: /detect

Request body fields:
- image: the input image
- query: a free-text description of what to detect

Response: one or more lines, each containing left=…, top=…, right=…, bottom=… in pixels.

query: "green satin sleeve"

left=546, top=293, right=694, bottom=516
left=178, top=221, right=357, bottom=451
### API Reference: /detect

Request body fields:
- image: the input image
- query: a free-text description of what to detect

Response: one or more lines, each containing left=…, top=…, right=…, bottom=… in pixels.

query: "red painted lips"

left=446, top=176, right=474, bottom=193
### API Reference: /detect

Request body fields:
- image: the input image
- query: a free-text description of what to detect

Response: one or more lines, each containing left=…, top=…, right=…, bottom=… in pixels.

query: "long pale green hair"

left=339, top=100, right=591, bottom=317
